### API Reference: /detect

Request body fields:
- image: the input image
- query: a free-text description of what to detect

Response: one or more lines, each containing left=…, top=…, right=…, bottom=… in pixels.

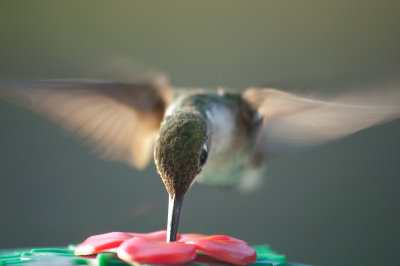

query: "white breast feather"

left=164, top=102, right=176, bottom=117
left=206, top=104, right=235, bottom=157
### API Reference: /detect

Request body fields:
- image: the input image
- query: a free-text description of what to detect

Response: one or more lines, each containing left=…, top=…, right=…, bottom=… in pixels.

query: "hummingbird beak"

left=166, top=194, right=184, bottom=242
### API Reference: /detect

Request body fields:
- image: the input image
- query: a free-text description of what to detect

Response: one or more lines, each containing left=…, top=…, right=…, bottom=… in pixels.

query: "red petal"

left=75, top=232, right=133, bottom=255
left=179, top=233, right=208, bottom=242
left=206, top=235, right=245, bottom=242
left=129, top=230, right=181, bottom=242
left=118, top=237, right=197, bottom=264
left=186, top=235, right=257, bottom=265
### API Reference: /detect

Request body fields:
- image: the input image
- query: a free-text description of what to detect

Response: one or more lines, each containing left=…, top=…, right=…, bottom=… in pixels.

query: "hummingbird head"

left=154, top=111, right=209, bottom=242
left=154, top=111, right=209, bottom=196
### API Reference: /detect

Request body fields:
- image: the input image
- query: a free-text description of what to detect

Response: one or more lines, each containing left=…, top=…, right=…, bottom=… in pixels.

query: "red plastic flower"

left=75, top=230, right=257, bottom=265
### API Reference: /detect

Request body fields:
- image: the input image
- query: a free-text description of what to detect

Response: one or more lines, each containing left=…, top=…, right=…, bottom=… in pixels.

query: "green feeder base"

left=0, top=245, right=309, bottom=266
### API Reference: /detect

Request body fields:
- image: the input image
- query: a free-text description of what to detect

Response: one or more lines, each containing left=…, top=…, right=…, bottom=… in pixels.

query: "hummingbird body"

left=160, top=90, right=263, bottom=191
left=1, top=75, right=399, bottom=242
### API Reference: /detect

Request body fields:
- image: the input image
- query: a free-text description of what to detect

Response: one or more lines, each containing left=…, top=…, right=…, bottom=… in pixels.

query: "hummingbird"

left=1, top=75, right=399, bottom=243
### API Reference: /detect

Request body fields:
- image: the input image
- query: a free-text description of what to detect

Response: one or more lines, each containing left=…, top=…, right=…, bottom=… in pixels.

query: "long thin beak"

left=166, top=194, right=184, bottom=242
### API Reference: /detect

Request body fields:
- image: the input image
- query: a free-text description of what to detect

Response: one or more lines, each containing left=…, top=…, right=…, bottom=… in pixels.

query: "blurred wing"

left=242, top=87, right=400, bottom=153
left=0, top=77, right=172, bottom=169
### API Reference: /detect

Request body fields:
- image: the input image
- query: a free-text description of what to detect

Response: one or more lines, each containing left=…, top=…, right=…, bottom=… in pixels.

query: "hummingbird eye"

left=199, top=149, right=208, bottom=166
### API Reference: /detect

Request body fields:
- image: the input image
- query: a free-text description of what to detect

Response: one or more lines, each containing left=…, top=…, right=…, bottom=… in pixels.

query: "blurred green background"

left=0, top=1, right=399, bottom=265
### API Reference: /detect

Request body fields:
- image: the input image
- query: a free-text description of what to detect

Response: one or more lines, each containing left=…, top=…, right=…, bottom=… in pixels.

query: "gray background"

left=0, top=1, right=399, bottom=265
